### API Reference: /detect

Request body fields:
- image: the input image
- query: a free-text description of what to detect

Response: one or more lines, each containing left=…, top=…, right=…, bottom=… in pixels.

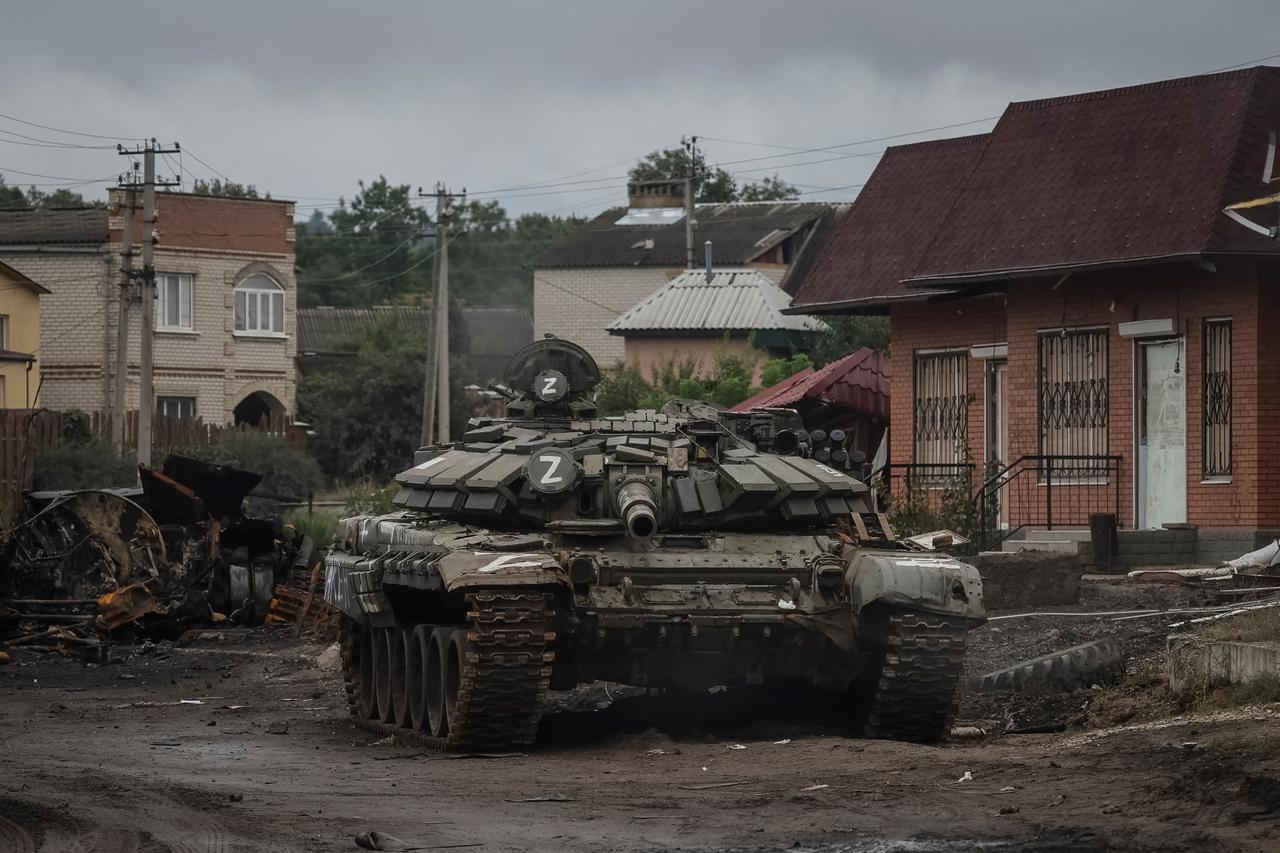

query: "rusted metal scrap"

left=0, top=455, right=312, bottom=647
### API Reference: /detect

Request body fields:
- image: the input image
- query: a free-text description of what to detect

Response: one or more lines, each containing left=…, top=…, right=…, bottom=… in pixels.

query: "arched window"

left=234, top=274, right=285, bottom=335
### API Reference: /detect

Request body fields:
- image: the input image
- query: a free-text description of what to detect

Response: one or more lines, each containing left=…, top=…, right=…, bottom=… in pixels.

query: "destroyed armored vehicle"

left=1, top=456, right=302, bottom=639
left=325, top=338, right=985, bottom=750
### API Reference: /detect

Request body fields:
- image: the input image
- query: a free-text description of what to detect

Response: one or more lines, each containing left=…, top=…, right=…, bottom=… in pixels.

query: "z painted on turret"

left=325, top=337, right=986, bottom=750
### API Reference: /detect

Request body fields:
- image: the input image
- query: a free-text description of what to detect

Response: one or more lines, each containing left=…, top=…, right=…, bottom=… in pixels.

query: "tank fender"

left=324, top=551, right=394, bottom=624
left=436, top=550, right=570, bottom=592
left=846, top=551, right=985, bottom=621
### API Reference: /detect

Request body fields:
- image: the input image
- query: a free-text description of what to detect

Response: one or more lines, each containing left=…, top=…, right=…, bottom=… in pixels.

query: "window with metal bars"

left=1038, top=329, right=1108, bottom=474
left=913, top=351, right=967, bottom=474
left=1203, top=319, right=1232, bottom=478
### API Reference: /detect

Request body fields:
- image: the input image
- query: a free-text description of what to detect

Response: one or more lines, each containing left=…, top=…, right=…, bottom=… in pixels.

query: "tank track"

left=339, top=590, right=554, bottom=752
left=864, top=608, right=974, bottom=743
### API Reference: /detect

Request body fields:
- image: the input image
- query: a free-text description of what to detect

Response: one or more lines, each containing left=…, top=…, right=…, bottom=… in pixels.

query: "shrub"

left=32, top=438, right=137, bottom=491
left=343, top=479, right=399, bottom=516
left=180, top=429, right=324, bottom=513
left=285, top=508, right=338, bottom=548
left=31, top=409, right=136, bottom=491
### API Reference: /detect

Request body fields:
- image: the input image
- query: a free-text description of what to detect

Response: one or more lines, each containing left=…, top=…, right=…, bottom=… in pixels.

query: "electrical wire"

left=0, top=111, right=140, bottom=142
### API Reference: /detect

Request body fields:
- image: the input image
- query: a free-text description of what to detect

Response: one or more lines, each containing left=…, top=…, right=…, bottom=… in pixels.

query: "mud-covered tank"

left=325, top=338, right=985, bottom=750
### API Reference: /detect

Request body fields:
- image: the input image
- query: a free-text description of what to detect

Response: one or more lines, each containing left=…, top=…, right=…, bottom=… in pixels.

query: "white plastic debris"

left=999, top=786, right=1016, bottom=793
left=799, top=784, right=829, bottom=792
left=777, top=598, right=797, bottom=611
left=958, top=771, right=973, bottom=783
left=773, top=739, right=792, bottom=745
left=727, top=743, right=747, bottom=750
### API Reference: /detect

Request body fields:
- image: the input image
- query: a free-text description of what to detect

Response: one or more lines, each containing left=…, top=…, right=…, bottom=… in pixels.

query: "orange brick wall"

left=889, top=261, right=1268, bottom=530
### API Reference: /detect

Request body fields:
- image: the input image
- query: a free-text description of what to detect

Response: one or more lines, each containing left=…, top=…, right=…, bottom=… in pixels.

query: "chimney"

left=704, top=241, right=713, bottom=282
left=627, top=179, right=686, bottom=210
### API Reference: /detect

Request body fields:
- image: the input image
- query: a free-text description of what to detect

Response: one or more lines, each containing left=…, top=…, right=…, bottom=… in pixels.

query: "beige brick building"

left=534, top=183, right=845, bottom=368
left=0, top=191, right=297, bottom=422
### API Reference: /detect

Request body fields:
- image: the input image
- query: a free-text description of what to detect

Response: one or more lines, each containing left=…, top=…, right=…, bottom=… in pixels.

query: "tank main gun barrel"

left=616, top=480, right=658, bottom=539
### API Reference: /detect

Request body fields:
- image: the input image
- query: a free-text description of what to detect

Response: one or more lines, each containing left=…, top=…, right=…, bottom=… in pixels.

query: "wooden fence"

left=0, top=408, right=299, bottom=523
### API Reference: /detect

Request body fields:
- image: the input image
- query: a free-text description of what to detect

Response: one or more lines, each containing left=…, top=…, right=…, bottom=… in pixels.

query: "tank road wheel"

left=339, top=615, right=366, bottom=719
left=443, top=628, right=468, bottom=737
left=407, top=625, right=431, bottom=732
left=373, top=627, right=394, bottom=723
left=389, top=627, right=411, bottom=727
left=358, top=620, right=378, bottom=720
left=427, top=627, right=453, bottom=738
left=863, top=609, right=972, bottom=743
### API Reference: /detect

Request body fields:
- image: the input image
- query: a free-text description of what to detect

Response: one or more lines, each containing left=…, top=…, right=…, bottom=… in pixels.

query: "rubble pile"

left=0, top=455, right=334, bottom=657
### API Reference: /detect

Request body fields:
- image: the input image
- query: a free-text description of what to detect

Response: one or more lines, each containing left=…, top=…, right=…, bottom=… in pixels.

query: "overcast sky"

left=2, top=1, right=1277, bottom=221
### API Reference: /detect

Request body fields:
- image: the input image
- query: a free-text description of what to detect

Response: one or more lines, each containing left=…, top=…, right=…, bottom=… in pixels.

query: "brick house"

left=787, top=67, right=1280, bottom=561
left=0, top=190, right=297, bottom=423
left=534, top=182, right=844, bottom=368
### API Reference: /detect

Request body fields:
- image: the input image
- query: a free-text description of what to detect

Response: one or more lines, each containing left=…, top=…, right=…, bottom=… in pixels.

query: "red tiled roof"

left=731, top=347, right=890, bottom=419
left=790, top=66, right=1280, bottom=310
left=910, top=66, right=1280, bottom=284
left=787, top=135, right=988, bottom=312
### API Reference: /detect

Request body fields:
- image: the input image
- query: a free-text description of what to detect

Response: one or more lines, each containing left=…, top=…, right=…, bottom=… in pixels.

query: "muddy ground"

left=2, top=596, right=1278, bottom=853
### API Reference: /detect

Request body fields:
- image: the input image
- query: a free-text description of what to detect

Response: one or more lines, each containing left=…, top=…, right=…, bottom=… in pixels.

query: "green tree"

left=0, top=176, right=99, bottom=209
left=809, top=315, right=890, bottom=366
left=297, top=317, right=468, bottom=480
left=629, top=148, right=798, bottom=203
left=760, top=353, right=811, bottom=388
left=191, top=178, right=261, bottom=198
left=737, top=175, right=800, bottom=202
left=296, top=176, right=433, bottom=308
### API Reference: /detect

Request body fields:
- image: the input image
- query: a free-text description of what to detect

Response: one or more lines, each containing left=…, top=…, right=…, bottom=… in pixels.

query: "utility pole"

left=418, top=184, right=465, bottom=446
left=111, top=185, right=137, bottom=451
left=683, top=135, right=699, bottom=269
left=117, top=139, right=180, bottom=468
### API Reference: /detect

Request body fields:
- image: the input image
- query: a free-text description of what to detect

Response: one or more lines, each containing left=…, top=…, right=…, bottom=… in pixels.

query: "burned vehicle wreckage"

left=326, top=339, right=986, bottom=751
left=1, top=456, right=308, bottom=647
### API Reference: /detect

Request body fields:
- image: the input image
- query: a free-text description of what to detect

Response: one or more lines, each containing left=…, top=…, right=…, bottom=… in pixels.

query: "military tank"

left=325, top=338, right=985, bottom=751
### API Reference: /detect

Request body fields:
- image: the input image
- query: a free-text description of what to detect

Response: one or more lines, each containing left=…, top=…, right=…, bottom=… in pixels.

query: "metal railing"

left=972, top=455, right=1122, bottom=551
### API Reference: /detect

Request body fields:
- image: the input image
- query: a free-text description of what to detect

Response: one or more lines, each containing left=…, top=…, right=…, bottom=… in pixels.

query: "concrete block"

left=1167, top=635, right=1280, bottom=693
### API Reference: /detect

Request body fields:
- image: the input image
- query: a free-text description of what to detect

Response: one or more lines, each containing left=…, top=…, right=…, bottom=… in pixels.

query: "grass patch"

left=1199, top=672, right=1280, bottom=710
left=1201, top=607, right=1280, bottom=643
left=285, top=509, right=338, bottom=548
left=1207, top=732, right=1280, bottom=754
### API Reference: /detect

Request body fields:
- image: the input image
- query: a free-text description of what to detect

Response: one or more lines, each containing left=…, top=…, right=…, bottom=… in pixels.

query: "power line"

left=1204, top=51, right=1280, bottom=73
left=180, top=146, right=234, bottom=184
left=0, top=165, right=116, bottom=182
left=0, top=111, right=140, bottom=142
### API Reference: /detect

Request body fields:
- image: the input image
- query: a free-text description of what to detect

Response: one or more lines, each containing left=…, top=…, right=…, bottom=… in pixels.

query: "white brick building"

left=534, top=183, right=845, bottom=368
left=0, top=191, right=297, bottom=422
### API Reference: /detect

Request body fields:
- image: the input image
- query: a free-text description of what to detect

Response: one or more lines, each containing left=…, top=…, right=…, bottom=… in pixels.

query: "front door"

left=1138, top=339, right=1186, bottom=529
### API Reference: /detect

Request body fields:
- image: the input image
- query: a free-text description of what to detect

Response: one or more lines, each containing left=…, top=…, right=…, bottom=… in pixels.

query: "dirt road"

left=2, top=628, right=1277, bottom=853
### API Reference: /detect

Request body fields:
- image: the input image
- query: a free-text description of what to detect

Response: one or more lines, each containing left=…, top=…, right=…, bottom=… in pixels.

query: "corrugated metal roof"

left=0, top=208, right=108, bottom=245
left=297, top=306, right=432, bottom=354
left=535, top=201, right=843, bottom=268
left=730, top=347, right=890, bottom=419
left=607, top=269, right=825, bottom=334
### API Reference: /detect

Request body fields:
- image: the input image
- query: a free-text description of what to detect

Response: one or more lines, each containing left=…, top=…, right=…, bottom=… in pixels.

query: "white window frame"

left=155, top=273, right=194, bottom=331
left=234, top=274, right=286, bottom=337
left=156, top=395, right=197, bottom=420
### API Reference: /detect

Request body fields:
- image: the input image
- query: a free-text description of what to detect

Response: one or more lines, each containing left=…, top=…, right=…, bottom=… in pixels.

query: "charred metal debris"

left=0, top=455, right=335, bottom=658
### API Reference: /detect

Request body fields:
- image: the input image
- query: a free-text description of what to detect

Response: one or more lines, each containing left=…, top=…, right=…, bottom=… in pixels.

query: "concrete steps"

left=1000, top=528, right=1090, bottom=554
